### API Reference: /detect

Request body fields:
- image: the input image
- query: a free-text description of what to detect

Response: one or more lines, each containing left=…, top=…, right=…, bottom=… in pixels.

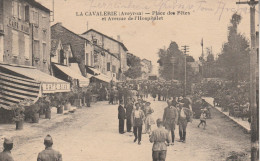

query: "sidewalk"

left=203, top=97, right=251, bottom=133
left=0, top=105, right=78, bottom=150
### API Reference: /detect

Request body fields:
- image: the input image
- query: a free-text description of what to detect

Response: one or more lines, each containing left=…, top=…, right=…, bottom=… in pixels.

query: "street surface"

left=1, top=97, right=251, bottom=161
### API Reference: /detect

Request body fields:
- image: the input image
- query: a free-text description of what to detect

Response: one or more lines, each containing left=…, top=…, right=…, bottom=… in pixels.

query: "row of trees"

left=202, top=13, right=250, bottom=84
left=158, top=13, right=251, bottom=87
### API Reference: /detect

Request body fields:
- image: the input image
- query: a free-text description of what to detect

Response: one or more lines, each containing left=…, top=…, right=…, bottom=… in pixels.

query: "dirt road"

left=5, top=97, right=250, bottom=161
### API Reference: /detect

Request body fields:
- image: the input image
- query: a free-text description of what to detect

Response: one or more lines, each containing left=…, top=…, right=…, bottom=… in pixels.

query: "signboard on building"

left=8, top=18, right=30, bottom=34
left=42, top=83, right=70, bottom=93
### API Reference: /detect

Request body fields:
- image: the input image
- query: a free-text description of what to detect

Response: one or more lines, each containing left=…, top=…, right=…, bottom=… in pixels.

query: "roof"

left=51, top=23, right=91, bottom=43
left=82, top=29, right=128, bottom=51
left=28, top=0, right=50, bottom=12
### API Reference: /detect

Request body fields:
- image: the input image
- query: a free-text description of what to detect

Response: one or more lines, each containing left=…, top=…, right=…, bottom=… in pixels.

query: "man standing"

left=118, top=100, right=126, bottom=134
left=0, top=138, right=14, bottom=161
left=131, top=102, right=145, bottom=145
left=37, top=135, right=62, bottom=161
left=149, top=118, right=170, bottom=161
left=163, top=99, right=178, bottom=145
left=177, top=103, right=192, bottom=143
left=125, top=100, right=133, bottom=132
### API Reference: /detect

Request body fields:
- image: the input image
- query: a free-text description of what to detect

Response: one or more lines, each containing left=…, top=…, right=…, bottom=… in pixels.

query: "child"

left=198, top=110, right=207, bottom=129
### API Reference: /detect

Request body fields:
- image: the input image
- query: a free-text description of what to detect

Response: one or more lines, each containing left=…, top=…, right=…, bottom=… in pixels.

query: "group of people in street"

left=0, top=135, right=62, bottom=161
left=117, top=86, right=194, bottom=161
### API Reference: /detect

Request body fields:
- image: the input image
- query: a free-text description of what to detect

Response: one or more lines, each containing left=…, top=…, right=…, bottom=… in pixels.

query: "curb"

left=202, top=97, right=251, bottom=134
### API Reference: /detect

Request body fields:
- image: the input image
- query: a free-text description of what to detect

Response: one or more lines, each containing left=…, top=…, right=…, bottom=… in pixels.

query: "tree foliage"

left=217, top=13, right=250, bottom=83
left=124, top=53, right=143, bottom=79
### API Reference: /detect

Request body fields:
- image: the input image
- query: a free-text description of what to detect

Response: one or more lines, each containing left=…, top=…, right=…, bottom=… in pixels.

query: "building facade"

left=0, top=0, right=51, bottom=73
left=51, top=23, right=93, bottom=77
left=81, top=29, right=128, bottom=79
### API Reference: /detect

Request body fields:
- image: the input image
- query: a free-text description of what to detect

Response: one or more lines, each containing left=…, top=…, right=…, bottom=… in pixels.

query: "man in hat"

left=118, top=100, right=126, bottom=134
left=163, top=99, right=178, bottom=145
left=37, top=135, right=62, bottom=161
left=149, top=118, right=170, bottom=161
left=0, top=138, right=14, bottom=161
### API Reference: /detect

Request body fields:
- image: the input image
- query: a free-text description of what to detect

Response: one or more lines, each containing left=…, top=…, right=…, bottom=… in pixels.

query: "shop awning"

left=54, top=64, right=89, bottom=87
left=0, top=63, right=70, bottom=110
left=86, top=66, right=101, bottom=75
left=91, top=73, right=112, bottom=83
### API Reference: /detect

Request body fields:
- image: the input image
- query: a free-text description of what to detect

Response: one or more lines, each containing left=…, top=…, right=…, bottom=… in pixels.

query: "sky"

left=36, top=0, right=259, bottom=74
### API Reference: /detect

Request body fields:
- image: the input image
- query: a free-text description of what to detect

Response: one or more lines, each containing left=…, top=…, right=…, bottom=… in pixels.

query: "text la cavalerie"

left=76, top=11, right=142, bottom=16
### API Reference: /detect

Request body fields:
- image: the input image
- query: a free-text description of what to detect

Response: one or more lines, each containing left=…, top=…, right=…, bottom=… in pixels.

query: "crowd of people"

left=116, top=81, right=194, bottom=161
left=193, top=80, right=250, bottom=121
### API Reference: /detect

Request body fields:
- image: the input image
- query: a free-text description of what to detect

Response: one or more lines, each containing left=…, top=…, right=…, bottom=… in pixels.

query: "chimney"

left=57, top=22, right=62, bottom=26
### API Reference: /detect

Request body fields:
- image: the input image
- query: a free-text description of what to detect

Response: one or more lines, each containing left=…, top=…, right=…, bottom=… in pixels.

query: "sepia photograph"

left=0, top=0, right=259, bottom=160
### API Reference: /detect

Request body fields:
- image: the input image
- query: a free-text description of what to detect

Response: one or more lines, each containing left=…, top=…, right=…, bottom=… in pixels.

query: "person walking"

left=144, top=102, right=155, bottom=134
left=149, top=118, right=170, bottom=161
left=126, top=100, right=134, bottom=132
left=118, top=100, right=126, bottom=134
left=0, top=138, right=14, bottom=161
left=37, top=135, right=62, bottom=161
left=163, top=99, right=178, bottom=145
left=131, top=102, right=145, bottom=145
left=177, top=103, right=193, bottom=143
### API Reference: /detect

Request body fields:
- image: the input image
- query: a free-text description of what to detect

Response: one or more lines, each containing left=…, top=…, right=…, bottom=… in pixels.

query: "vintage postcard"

left=0, top=0, right=259, bottom=161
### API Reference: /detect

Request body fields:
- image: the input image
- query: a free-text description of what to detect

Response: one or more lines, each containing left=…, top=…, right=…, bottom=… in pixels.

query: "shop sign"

left=8, top=18, right=30, bottom=34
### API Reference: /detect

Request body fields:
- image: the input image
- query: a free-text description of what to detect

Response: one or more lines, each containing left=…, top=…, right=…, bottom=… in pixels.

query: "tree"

left=124, top=53, right=143, bottom=79
left=217, top=13, right=250, bottom=83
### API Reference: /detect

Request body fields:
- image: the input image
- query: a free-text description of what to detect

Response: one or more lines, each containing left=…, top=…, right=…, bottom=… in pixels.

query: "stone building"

left=0, top=0, right=51, bottom=73
left=0, top=0, right=70, bottom=117
left=81, top=29, right=128, bottom=80
left=51, top=23, right=94, bottom=77
left=50, top=39, right=89, bottom=87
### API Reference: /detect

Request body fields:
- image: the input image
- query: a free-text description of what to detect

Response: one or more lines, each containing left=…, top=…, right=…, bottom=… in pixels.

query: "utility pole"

left=201, top=38, right=204, bottom=78
left=182, top=45, right=189, bottom=97
left=236, top=0, right=259, bottom=160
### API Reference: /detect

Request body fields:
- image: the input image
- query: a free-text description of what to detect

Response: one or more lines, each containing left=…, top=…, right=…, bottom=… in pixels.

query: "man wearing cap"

left=37, top=135, right=62, bottom=161
left=149, top=118, right=170, bottom=161
left=162, top=99, right=178, bottom=145
left=0, top=138, right=14, bottom=161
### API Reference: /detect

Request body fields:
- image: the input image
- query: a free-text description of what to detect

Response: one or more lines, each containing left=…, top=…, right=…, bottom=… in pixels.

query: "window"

left=42, top=29, right=47, bottom=42
left=93, top=39, right=98, bottom=45
left=33, top=40, right=40, bottom=58
left=18, top=3, right=22, bottom=19
left=112, top=65, right=116, bottom=73
left=107, top=62, right=111, bottom=71
left=94, top=52, right=98, bottom=63
left=42, top=43, right=46, bottom=60
left=25, top=5, right=30, bottom=22
left=12, top=30, right=19, bottom=56
left=24, top=35, right=30, bottom=59
left=30, top=8, right=39, bottom=25
left=85, top=53, right=89, bottom=65
left=12, top=1, right=18, bottom=18
left=0, top=36, right=3, bottom=61
left=33, top=10, right=39, bottom=25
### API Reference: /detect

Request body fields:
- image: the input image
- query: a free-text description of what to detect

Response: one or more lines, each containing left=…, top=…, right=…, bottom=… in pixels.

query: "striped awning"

left=0, top=69, right=40, bottom=110
left=0, top=63, right=70, bottom=110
